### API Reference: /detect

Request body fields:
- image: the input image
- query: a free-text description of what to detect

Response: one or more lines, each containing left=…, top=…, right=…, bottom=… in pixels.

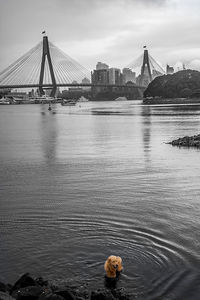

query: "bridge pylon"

left=39, top=35, right=57, bottom=97
left=139, top=47, right=152, bottom=87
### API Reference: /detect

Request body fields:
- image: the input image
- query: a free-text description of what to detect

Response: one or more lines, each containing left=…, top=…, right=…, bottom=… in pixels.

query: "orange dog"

left=104, top=255, right=123, bottom=278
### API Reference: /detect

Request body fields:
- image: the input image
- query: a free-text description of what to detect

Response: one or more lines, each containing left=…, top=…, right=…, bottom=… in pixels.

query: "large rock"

left=35, top=277, right=48, bottom=287
left=15, top=286, right=43, bottom=300
left=0, top=291, right=15, bottom=300
left=49, top=281, right=81, bottom=300
left=38, top=291, right=65, bottom=300
left=112, top=288, right=130, bottom=300
left=0, top=283, right=7, bottom=293
left=55, top=289, right=75, bottom=300
left=10, top=273, right=36, bottom=296
left=90, top=288, right=115, bottom=300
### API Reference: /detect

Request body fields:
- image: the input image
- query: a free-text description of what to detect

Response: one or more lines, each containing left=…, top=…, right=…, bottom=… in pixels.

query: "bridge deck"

left=0, top=83, right=145, bottom=89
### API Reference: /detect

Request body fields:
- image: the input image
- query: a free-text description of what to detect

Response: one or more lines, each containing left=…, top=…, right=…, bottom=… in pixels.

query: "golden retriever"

left=104, top=255, right=123, bottom=278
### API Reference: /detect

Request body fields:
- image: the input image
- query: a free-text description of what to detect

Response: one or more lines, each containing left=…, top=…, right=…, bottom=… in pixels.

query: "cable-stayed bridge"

left=126, top=47, right=165, bottom=86
left=0, top=35, right=164, bottom=97
left=0, top=35, right=92, bottom=96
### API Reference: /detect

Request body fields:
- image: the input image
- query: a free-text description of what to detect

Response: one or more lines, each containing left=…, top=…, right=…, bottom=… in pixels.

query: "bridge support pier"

left=140, top=49, right=152, bottom=87
left=39, top=35, right=57, bottom=97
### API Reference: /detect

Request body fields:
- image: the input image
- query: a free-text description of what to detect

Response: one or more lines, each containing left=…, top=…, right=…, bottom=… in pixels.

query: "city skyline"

left=0, top=0, right=200, bottom=73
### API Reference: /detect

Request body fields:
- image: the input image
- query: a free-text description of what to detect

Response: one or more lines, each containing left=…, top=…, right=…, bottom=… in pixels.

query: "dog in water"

left=104, top=255, right=123, bottom=278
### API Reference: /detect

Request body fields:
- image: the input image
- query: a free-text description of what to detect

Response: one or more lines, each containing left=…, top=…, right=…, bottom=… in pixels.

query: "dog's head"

left=107, top=255, right=121, bottom=271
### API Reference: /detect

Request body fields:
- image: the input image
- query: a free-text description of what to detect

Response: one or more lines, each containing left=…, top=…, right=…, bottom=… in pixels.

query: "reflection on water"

left=0, top=101, right=200, bottom=299
left=141, top=106, right=151, bottom=165
left=40, top=106, right=57, bottom=163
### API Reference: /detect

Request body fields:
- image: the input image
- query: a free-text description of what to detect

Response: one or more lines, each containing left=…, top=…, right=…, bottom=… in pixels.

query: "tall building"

left=108, top=68, right=121, bottom=85
left=92, top=63, right=123, bottom=86
left=96, top=62, right=109, bottom=70
left=91, top=69, right=109, bottom=85
left=122, top=68, right=136, bottom=84
left=166, top=64, right=174, bottom=74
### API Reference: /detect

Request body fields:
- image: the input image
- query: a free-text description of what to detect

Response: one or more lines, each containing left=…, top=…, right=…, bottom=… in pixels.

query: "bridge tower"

left=39, top=34, right=57, bottom=97
left=139, top=47, right=152, bottom=87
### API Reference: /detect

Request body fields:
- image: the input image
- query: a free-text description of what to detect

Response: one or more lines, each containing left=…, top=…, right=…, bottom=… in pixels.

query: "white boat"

left=115, top=96, right=127, bottom=101
left=61, top=99, right=77, bottom=106
left=77, top=96, right=89, bottom=102
left=0, top=97, right=10, bottom=105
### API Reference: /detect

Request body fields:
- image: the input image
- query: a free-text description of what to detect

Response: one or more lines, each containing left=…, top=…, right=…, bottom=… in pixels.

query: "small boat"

left=77, top=96, right=89, bottom=102
left=115, top=96, right=127, bottom=101
left=0, top=97, right=10, bottom=105
left=61, top=99, right=77, bottom=106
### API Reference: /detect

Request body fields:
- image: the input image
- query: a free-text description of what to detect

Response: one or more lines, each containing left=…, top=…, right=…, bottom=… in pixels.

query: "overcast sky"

left=0, top=0, right=200, bottom=72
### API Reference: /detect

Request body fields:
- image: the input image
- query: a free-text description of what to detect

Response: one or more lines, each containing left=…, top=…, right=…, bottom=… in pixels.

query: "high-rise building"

left=108, top=68, right=122, bottom=85
left=91, top=69, right=109, bottom=85
left=96, top=62, right=109, bottom=70
left=122, top=68, right=136, bottom=84
left=92, top=63, right=124, bottom=86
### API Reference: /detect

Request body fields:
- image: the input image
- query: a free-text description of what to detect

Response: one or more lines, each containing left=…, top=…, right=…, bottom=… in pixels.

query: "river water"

left=0, top=101, right=200, bottom=299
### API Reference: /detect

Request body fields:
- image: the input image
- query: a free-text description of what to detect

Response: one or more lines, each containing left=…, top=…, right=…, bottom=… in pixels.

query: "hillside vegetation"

left=144, top=70, right=200, bottom=98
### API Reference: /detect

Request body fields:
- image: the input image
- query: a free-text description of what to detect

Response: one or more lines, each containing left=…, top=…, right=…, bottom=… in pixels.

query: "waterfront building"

left=122, top=68, right=136, bottom=84
left=108, top=68, right=122, bottom=85
left=91, top=69, right=109, bottom=85
left=91, top=67, right=110, bottom=94
left=96, top=62, right=109, bottom=70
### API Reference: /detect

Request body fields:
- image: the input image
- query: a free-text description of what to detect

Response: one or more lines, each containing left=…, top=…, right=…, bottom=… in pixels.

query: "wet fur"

left=104, top=255, right=123, bottom=278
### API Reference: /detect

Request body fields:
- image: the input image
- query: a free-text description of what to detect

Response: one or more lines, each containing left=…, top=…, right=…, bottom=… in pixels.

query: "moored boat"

left=61, top=99, right=77, bottom=106
left=77, top=96, right=89, bottom=102
left=0, top=97, right=10, bottom=105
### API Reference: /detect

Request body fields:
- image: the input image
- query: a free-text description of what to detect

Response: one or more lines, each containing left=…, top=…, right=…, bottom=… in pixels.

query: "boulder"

left=35, top=278, right=48, bottom=287
left=38, top=291, right=65, bottom=300
left=16, top=286, right=43, bottom=300
left=55, top=289, right=75, bottom=300
left=91, top=288, right=115, bottom=300
left=0, top=291, right=15, bottom=300
left=112, top=288, right=130, bottom=300
left=0, top=283, right=7, bottom=293
left=10, top=273, right=36, bottom=295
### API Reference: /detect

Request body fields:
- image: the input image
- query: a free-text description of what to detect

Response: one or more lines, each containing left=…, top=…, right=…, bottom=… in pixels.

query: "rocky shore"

left=0, top=273, right=131, bottom=300
left=169, top=134, right=200, bottom=148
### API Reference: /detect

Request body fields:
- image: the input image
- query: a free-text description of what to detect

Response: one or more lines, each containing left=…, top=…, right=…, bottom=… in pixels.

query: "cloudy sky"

left=0, top=0, right=200, bottom=72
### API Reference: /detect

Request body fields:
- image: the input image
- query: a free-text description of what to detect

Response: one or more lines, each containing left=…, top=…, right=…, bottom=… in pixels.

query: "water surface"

left=0, top=101, right=200, bottom=299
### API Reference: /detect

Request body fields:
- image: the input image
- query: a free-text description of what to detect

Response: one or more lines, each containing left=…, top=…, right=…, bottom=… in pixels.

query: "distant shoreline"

left=143, top=97, right=200, bottom=105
